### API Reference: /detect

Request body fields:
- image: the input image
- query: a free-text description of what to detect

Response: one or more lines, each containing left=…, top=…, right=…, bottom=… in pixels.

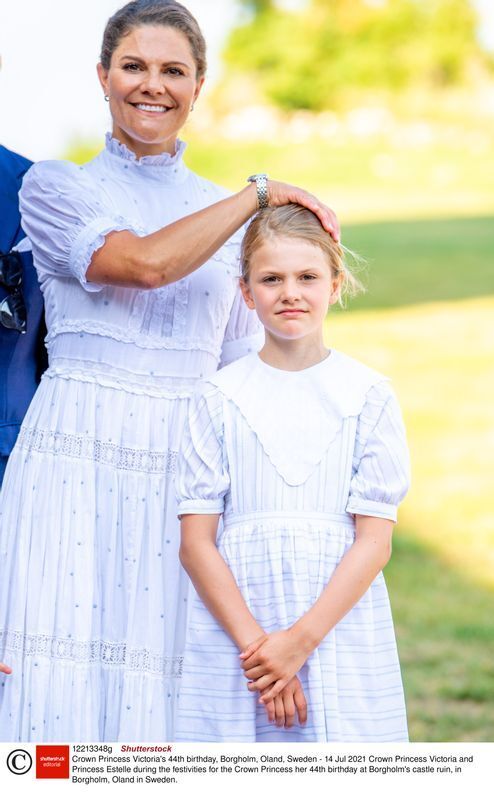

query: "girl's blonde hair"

left=240, top=204, right=364, bottom=304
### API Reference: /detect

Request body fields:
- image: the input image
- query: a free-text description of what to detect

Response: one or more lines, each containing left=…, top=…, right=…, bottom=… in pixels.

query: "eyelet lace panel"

left=0, top=630, right=183, bottom=677
left=17, top=427, right=178, bottom=475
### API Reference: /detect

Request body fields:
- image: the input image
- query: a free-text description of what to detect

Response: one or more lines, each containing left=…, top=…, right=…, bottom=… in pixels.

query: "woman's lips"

left=132, top=103, right=171, bottom=113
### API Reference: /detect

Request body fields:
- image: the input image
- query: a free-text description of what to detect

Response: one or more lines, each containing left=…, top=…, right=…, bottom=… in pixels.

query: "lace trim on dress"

left=17, top=427, right=178, bottom=475
left=43, top=364, right=199, bottom=399
left=70, top=215, right=147, bottom=292
left=0, top=630, right=183, bottom=677
left=105, top=132, right=187, bottom=168
left=45, top=319, right=222, bottom=359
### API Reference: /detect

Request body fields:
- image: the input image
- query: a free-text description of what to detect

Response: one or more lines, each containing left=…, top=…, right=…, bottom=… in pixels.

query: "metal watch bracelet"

left=247, top=173, right=269, bottom=209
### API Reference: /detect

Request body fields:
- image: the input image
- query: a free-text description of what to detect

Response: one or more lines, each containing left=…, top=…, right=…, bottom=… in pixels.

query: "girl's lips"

left=277, top=309, right=306, bottom=315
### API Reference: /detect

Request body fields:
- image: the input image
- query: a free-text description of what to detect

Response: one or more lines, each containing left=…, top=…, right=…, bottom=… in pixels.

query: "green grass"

left=386, top=533, right=494, bottom=742
left=341, top=216, right=494, bottom=310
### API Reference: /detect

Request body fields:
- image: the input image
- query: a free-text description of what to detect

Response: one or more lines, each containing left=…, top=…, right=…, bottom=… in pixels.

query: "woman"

left=0, top=0, right=338, bottom=742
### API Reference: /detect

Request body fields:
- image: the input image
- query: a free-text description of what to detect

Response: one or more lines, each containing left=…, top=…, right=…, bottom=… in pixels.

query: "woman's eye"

left=123, top=63, right=141, bottom=71
left=165, top=67, right=184, bottom=76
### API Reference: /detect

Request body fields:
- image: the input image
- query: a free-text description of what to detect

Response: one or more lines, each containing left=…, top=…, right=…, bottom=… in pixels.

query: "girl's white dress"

left=0, top=135, right=262, bottom=742
left=175, top=351, right=410, bottom=742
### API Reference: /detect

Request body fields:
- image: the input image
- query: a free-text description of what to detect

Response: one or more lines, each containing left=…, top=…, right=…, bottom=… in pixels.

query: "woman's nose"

left=140, top=70, right=167, bottom=95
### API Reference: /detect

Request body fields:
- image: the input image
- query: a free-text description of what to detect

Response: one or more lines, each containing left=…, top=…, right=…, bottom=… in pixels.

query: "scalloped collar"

left=209, top=351, right=388, bottom=486
left=103, top=133, right=189, bottom=183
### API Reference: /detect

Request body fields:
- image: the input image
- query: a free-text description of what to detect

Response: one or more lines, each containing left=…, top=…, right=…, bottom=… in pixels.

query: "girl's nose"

left=281, top=280, right=301, bottom=302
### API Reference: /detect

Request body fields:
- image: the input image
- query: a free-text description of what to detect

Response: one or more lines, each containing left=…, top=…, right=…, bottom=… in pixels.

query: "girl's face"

left=240, top=236, right=341, bottom=346
left=97, top=25, right=204, bottom=158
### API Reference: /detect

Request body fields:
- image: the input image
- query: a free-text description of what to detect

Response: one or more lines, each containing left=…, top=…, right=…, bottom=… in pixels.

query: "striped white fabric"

left=175, top=352, right=410, bottom=742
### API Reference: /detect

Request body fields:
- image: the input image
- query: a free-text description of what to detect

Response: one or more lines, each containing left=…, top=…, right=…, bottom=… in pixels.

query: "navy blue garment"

left=0, top=145, right=47, bottom=484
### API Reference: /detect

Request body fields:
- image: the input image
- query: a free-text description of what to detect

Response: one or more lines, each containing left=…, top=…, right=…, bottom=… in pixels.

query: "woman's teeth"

left=135, top=104, right=169, bottom=113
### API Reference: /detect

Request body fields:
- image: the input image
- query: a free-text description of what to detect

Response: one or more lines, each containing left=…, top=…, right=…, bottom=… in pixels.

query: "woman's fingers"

left=298, top=196, right=340, bottom=241
left=267, top=181, right=340, bottom=241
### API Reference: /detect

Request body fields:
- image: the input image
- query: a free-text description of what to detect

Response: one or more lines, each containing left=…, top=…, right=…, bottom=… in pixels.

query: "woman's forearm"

left=87, top=184, right=258, bottom=289
left=86, top=180, right=339, bottom=289
left=292, top=516, right=393, bottom=655
left=180, top=514, right=265, bottom=651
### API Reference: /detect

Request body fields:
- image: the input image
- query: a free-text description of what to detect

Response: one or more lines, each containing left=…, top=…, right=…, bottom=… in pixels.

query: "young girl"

left=175, top=204, right=410, bottom=743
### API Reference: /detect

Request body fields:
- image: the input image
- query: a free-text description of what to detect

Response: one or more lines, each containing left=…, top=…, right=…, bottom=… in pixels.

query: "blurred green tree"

left=225, top=0, right=487, bottom=110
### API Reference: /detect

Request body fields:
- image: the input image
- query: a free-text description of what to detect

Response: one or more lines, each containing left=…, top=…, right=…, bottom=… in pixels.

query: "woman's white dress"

left=0, top=135, right=262, bottom=742
left=175, top=352, right=410, bottom=743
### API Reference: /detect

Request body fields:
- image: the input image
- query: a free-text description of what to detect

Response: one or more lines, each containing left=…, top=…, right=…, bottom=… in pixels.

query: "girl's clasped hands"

left=240, top=629, right=310, bottom=729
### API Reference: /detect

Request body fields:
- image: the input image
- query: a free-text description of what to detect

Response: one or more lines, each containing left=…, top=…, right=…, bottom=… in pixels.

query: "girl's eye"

left=262, top=276, right=280, bottom=283
left=301, top=274, right=317, bottom=281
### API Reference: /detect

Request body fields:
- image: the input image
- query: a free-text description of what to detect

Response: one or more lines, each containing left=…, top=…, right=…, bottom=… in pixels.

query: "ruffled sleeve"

left=19, top=160, right=144, bottom=292
left=175, top=386, right=230, bottom=516
left=346, top=382, right=410, bottom=522
left=219, top=289, right=264, bottom=368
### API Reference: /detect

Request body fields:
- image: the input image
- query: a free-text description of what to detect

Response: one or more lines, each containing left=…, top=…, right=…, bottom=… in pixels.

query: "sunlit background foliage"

left=224, top=0, right=489, bottom=110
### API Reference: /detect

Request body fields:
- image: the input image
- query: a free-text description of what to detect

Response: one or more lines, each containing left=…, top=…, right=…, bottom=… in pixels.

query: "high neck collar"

left=103, top=133, right=189, bottom=183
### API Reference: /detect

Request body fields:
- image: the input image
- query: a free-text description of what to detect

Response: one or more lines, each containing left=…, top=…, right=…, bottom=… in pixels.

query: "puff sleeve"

left=346, top=382, right=410, bottom=522
left=176, top=386, right=230, bottom=516
left=219, top=289, right=264, bottom=368
left=19, top=161, right=144, bottom=292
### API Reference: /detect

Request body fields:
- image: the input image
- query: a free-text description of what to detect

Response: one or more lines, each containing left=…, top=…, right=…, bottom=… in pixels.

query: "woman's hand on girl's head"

left=262, top=676, right=308, bottom=729
left=0, top=662, right=12, bottom=675
left=266, top=181, right=340, bottom=242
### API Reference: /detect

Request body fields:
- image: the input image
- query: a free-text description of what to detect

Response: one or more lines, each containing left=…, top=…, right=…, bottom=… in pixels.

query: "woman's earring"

left=190, top=102, right=195, bottom=111
left=104, top=95, right=109, bottom=102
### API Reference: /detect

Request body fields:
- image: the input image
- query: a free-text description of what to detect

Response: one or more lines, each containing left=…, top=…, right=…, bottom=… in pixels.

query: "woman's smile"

left=132, top=102, right=173, bottom=113
left=97, top=25, right=204, bottom=157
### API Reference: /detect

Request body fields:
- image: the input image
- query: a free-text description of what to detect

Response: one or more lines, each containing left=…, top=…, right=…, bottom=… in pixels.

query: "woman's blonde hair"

left=240, top=204, right=364, bottom=304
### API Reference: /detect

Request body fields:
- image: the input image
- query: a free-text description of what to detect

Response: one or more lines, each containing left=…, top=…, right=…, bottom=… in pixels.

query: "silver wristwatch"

left=247, top=173, right=269, bottom=209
